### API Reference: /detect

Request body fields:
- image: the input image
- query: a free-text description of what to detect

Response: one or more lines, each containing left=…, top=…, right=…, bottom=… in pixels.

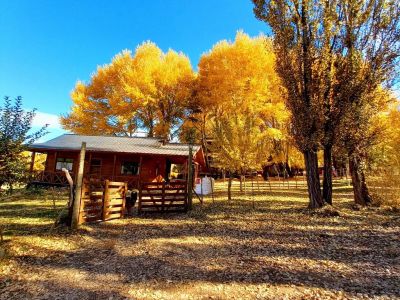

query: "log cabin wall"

left=43, top=150, right=191, bottom=184
left=45, top=150, right=79, bottom=174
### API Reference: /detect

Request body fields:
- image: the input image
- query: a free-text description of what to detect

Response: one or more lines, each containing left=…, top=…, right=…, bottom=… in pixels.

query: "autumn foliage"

left=61, top=43, right=195, bottom=140
left=61, top=25, right=400, bottom=207
left=195, top=32, right=290, bottom=178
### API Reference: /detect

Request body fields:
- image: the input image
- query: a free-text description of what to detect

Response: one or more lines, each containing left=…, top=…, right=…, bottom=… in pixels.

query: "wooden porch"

left=29, top=170, right=141, bottom=189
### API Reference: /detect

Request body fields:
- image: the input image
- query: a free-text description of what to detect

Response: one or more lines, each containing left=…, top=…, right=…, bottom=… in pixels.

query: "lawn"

left=0, top=180, right=399, bottom=300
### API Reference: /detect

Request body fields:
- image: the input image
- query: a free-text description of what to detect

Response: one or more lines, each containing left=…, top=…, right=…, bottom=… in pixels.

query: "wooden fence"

left=79, top=179, right=127, bottom=224
left=138, top=181, right=188, bottom=213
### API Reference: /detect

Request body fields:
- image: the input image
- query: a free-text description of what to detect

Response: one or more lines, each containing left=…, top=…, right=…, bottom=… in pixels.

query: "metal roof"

left=29, top=134, right=201, bottom=157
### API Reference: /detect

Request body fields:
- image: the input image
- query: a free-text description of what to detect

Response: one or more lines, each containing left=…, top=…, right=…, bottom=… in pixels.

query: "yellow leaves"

left=368, top=95, right=400, bottom=169
left=198, top=32, right=280, bottom=114
left=196, top=31, right=291, bottom=171
left=62, top=41, right=195, bottom=138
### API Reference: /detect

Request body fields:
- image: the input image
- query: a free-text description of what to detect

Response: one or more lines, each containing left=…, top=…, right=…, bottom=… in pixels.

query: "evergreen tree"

left=0, top=96, right=47, bottom=192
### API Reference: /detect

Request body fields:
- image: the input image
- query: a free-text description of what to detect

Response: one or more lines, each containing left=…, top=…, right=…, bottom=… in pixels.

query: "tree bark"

left=349, top=155, right=372, bottom=206
left=304, top=150, right=324, bottom=208
left=71, top=142, right=86, bottom=229
left=322, top=144, right=333, bottom=205
left=228, top=174, right=233, bottom=201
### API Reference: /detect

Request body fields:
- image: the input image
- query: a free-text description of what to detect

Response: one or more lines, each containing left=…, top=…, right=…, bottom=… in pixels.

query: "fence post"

left=103, top=180, right=109, bottom=221
left=138, top=183, right=142, bottom=214
left=71, top=142, right=86, bottom=229
left=122, top=182, right=127, bottom=216
left=162, top=182, right=165, bottom=211
left=187, top=143, right=193, bottom=210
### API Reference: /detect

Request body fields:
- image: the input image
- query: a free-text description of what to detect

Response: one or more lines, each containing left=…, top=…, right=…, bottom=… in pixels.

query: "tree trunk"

left=349, top=155, right=372, bottom=206
left=8, top=182, right=13, bottom=194
left=239, top=175, right=244, bottom=192
left=304, top=150, right=324, bottom=208
left=228, top=174, right=233, bottom=201
left=322, top=145, right=333, bottom=205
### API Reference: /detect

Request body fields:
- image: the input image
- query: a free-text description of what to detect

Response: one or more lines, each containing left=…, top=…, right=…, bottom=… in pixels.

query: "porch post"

left=112, top=154, right=117, bottom=180
left=187, top=143, right=193, bottom=210
left=88, top=152, right=92, bottom=177
left=53, top=151, right=58, bottom=184
left=71, top=142, right=86, bottom=229
left=138, top=156, right=143, bottom=186
left=29, top=151, right=36, bottom=172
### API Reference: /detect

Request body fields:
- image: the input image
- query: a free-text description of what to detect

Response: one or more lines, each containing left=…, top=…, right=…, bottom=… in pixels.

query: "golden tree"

left=196, top=32, right=290, bottom=197
left=62, top=42, right=195, bottom=139
left=62, top=51, right=139, bottom=136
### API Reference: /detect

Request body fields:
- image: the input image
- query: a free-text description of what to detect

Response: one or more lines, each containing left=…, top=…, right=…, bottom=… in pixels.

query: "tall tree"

left=0, top=97, right=47, bottom=192
left=149, top=49, right=195, bottom=140
left=195, top=32, right=290, bottom=196
left=333, top=0, right=400, bottom=205
left=253, top=0, right=327, bottom=208
left=61, top=42, right=195, bottom=139
left=62, top=51, right=140, bottom=136
left=253, top=0, right=400, bottom=207
left=339, top=88, right=397, bottom=205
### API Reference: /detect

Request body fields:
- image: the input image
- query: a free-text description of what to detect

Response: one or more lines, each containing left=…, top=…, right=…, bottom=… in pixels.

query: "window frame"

left=120, top=161, right=139, bottom=176
left=55, top=157, right=74, bottom=172
left=170, top=163, right=186, bottom=180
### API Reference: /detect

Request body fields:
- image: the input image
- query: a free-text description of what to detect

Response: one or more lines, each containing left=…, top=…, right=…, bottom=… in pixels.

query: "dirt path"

left=1, top=183, right=399, bottom=299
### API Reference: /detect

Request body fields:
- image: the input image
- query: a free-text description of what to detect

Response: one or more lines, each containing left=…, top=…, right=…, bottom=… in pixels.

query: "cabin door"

left=89, top=158, right=102, bottom=177
left=165, top=158, right=172, bottom=182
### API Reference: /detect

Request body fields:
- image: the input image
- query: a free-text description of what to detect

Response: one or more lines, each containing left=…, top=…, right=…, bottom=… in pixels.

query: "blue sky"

left=0, top=0, right=269, bottom=140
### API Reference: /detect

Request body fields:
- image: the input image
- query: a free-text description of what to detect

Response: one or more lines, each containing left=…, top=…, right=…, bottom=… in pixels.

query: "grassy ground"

left=0, top=179, right=399, bottom=300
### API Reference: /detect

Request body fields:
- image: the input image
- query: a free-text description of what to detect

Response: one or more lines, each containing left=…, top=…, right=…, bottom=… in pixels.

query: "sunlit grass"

left=0, top=180, right=399, bottom=299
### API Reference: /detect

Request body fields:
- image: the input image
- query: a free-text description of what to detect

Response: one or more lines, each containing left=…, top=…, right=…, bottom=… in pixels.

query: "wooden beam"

left=54, top=151, right=58, bottom=171
left=88, top=152, right=92, bottom=176
left=138, top=156, right=143, bottom=186
left=112, top=154, right=117, bottom=181
left=187, top=144, right=193, bottom=210
left=103, top=179, right=110, bottom=221
left=71, top=142, right=86, bottom=229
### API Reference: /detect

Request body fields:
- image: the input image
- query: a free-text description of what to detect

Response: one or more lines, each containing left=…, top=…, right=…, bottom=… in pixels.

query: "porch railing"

left=30, top=171, right=140, bottom=189
left=30, top=171, right=72, bottom=186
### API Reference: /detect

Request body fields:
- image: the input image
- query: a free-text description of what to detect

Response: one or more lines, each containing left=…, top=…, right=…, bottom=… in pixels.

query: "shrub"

left=369, top=174, right=400, bottom=208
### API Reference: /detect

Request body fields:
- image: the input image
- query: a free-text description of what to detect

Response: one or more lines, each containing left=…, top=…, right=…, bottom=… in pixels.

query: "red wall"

left=43, top=150, right=191, bottom=183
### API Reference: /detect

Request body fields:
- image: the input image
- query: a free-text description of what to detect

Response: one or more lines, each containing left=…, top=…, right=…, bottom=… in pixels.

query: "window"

left=90, top=159, right=102, bottom=175
left=121, top=161, right=139, bottom=175
left=56, top=158, right=73, bottom=171
left=170, top=163, right=185, bottom=180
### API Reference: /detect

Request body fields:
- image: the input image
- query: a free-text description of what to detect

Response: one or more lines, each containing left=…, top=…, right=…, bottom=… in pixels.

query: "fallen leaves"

left=0, top=180, right=399, bottom=299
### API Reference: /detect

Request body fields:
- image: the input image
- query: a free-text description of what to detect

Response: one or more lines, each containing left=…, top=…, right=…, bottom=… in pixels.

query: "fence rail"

left=79, top=179, right=127, bottom=224
left=138, top=181, right=188, bottom=213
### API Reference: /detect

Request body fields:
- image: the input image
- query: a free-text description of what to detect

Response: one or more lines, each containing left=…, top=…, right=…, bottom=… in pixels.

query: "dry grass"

left=0, top=180, right=399, bottom=300
left=369, top=175, right=400, bottom=209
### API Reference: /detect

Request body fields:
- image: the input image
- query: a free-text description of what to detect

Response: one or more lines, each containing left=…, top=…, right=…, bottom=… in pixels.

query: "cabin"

left=28, top=134, right=206, bottom=188
left=28, top=134, right=206, bottom=216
